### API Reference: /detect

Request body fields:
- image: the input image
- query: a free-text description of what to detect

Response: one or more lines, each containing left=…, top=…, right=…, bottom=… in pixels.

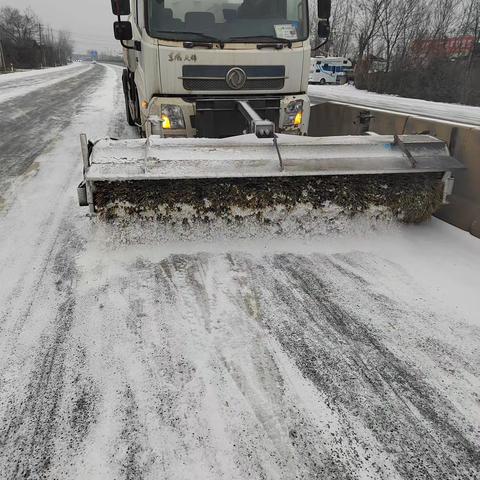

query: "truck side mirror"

left=114, top=21, right=133, bottom=41
left=317, top=0, right=331, bottom=39
left=111, top=0, right=130, bottom=16
left=317, top=0, right=331, bottom=19
left=318, top=19, right=330, bottom=39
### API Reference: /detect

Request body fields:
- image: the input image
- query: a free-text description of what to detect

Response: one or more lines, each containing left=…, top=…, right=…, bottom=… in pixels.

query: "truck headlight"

left=284, top=100, right=304, bottom=127
left=161, top=105, right=186, bottom=130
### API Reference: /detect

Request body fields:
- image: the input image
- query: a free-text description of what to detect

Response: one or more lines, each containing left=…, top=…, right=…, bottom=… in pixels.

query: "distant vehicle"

left=309, top=57, right=353, bottom=85
left=88, top=50, right=99, bottom=62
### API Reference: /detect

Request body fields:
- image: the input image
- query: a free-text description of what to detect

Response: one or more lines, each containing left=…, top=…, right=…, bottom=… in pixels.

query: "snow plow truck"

left=77, top=0, right=462, bottom=223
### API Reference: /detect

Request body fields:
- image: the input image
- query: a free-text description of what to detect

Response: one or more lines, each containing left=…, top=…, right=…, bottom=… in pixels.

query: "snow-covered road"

left=0, top=63, right=92, bottom=105
left=309, top=84, right=480, bottom=127
left=0, top=63, right=99, bottom=198
left=0, top=64, right=479, bottom=479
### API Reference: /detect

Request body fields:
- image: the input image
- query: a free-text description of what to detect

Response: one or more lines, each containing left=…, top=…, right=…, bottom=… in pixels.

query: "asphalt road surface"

left=0, top=63, right=479, bottom=480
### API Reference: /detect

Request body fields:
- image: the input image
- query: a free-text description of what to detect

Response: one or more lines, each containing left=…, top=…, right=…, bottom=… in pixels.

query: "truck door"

left=133, top=0, right=147, bottom=102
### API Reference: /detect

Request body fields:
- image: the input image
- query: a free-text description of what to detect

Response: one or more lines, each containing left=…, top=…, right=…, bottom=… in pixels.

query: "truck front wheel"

left=122, top=69, right=137, bottom=126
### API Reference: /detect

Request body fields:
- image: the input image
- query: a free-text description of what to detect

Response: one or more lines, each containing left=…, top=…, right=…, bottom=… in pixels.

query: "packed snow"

left=0, top=63, right=479, bottom=479
left=309, top=83, right=480, bottom=127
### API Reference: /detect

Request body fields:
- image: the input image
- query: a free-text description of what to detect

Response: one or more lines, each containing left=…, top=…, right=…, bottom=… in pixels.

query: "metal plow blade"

left=78, top=133, right=463, bottom=223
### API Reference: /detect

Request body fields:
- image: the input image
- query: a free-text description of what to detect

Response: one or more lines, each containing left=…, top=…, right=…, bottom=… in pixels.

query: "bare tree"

left=460, top=0, right=480, bottom=102
left=0, top=6, right=73, bottom=69
left=356, top=0, right=385, bottom=59
left=428, top=0, right=461, bottom=39
left=376, top=0, right=430, bottom=72
left=0, top=7, right=38, bottom=41
left=329, top=0, right=356, bottom=56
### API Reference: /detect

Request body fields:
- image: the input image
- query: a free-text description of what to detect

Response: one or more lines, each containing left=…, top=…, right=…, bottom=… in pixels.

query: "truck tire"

left=124, top=92, right=136, bottom=126
left=319, top=78, right=326, bottom=85
left=122, top=69, right=136, bottom=126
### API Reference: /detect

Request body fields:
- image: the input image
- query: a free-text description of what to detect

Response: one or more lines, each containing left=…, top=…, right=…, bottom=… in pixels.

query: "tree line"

left=0, top=6, right=73, bottom=71
left=310, top=0, right=480, bottom=105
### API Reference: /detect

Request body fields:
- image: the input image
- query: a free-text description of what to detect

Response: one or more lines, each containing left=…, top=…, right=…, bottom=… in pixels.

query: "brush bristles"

left=92, top=173, right=445, bottom=224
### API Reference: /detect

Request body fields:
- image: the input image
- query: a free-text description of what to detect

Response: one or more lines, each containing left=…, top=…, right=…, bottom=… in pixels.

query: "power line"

left=54, top=30, right=119, bottom=50
left=48, top=26, right=115, bottom=41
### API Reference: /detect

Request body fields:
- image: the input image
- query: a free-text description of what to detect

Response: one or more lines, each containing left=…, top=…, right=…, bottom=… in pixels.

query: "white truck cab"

left=111, top=0, right=331, bottom=138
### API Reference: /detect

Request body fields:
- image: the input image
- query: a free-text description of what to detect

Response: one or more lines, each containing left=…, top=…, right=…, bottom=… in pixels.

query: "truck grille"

left=194, top=97, right=281, bottom=138
left=182, top=65, right=285, bottom=91
left=183, top=78, right=284, bottom=91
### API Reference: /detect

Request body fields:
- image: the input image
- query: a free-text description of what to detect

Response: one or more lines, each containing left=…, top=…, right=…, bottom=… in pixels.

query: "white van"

left=309, top=57, right=353, bottom=85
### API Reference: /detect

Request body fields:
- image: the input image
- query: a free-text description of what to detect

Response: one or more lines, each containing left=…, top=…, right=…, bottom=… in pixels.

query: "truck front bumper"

left=144, top=95, right=311, bottom=138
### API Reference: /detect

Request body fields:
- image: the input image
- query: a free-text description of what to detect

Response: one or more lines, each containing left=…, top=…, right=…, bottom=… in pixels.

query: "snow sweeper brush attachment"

left=77, top=133, right=462, bottom=224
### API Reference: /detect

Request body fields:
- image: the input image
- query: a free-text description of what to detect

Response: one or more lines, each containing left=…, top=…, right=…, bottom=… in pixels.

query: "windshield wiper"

left=226, top=35, right=293, bottom=48
left=153, top=30, right=225, bottom=48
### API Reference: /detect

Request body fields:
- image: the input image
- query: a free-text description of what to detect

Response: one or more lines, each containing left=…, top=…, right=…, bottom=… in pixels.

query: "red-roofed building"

left=412, top=36, right=478, bottom=59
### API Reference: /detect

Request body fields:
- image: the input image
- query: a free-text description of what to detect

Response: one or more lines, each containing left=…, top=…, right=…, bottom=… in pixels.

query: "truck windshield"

left=147, top=0, right=308, bottom=43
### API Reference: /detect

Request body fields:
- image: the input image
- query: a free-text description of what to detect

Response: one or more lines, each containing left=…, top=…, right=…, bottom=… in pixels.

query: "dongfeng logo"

left=226, top=67, right=247, bottom=90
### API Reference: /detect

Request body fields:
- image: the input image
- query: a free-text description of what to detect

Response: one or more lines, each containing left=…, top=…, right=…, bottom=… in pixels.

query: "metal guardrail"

left=309, top=101, right=480, bottom=238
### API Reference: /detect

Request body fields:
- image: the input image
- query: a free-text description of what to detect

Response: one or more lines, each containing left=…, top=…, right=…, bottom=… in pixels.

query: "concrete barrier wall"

left=309, top=102, right=480, bottom=237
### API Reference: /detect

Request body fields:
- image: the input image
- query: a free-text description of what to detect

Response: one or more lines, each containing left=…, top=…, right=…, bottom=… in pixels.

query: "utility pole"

left=38, top=23, right=46, bottom=68
left=0, top=39, right=5, bottom=72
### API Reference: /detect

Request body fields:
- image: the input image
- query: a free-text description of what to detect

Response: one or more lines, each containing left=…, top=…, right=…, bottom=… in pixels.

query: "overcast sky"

left=0, top=0, right=121, bottom=54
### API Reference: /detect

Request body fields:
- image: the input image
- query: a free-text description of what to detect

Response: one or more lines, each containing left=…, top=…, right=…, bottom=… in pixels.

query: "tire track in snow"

left=70, top=250, right=429, bottom=478
left=63, top=242, right=480, bottom=478
left=234, top=252, right=480, bottom=479
left=0, top=65, right=107, bottom=370
left=6, top=234, right=477, bottom=479
left=0, top=220, right=100, bottom=479
left=71, top=252, right=310, bottom=478
left=0, top=65, right=128, bottom=480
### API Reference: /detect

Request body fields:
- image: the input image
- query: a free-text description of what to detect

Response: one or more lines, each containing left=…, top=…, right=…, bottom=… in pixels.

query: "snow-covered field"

left=0, top=64, right=479, bottom=479
left=309, top=84, right=480, bottom=127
